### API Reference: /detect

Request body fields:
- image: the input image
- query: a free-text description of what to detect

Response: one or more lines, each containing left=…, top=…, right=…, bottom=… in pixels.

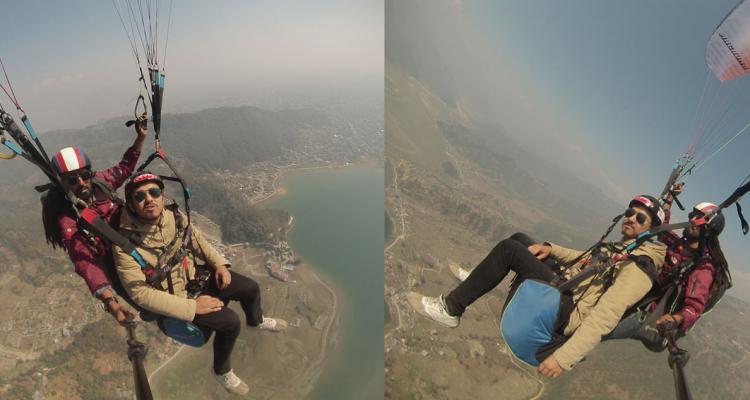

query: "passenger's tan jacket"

left=113, top=206, right=230, bottom=321
left=547, top=238, right=665, bottom=370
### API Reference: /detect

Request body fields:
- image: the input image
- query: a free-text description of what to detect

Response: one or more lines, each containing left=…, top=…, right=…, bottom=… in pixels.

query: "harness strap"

left=556, top=251, right=613, bottom=293
left=165, top=267, right=175, bottom=295
left=91, top=177, right=124, bottom=207
left=556, top=237, right=660, bottom=318
left=669, top=189, right=685, bottom=210
left=126, top=204, right=193, bottom=288
left=737, top=203, right=748, bottom=235
left=629, top=254, right=660, bottom=282
left=79, top=208, right=146, bottom=268
left=558, top=214, right=625, bottom=272
left=137, top=149, right=191, bottom=205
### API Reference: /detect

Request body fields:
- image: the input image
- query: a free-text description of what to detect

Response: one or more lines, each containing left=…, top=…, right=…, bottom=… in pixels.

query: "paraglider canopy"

left=707, top=0, right=750, bottom=82
left=659, top=0, right=750, bottom=206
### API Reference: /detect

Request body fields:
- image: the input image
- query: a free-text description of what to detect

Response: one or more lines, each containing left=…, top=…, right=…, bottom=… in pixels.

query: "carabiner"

left=125, top=95, right=148, bottom=127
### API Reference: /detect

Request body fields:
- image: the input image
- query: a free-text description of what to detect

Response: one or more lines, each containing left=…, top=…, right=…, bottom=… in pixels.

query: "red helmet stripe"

left=58, top=147, right=83, bottom=172
left=133, top=173, right=160, bottom=184
left=74, top=147, right=86, bottom=170
left=634, top=195, right=654, bottom=208
left=694, top=202, right=718, bottom=214
left=55, top=152, right=68, bottom=173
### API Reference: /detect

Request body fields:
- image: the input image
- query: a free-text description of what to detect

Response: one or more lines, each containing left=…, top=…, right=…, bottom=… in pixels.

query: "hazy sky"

left=0, top=0, right=383, bottom=132
left=441, top=0, right=750, bottom=300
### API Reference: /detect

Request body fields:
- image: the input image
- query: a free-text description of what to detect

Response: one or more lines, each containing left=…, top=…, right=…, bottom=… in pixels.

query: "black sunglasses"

left=64, top=169, right=94, bottom=186
left=624, top=208, right=649, bottom=225
left=133, top=187, right=163, bottom=202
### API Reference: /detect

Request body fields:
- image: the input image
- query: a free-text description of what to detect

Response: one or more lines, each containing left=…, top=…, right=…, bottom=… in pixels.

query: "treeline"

left=157, top=106, right=329, bottom=170
left=190, top=176, right=289, bottom=243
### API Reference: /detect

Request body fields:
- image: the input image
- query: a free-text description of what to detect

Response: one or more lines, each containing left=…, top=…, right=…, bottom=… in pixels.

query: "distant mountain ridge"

left=37, top=106, right=329, bottom=173
left=0, top=105, right=336, bottom=261
left=386, top=61, right=619, bottom=247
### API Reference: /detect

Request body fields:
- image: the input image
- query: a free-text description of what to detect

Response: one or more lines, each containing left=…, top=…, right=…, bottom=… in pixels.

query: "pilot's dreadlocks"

left=702, top=230, right=731, bottom=311
left=41, top=188, right=70, bottom=249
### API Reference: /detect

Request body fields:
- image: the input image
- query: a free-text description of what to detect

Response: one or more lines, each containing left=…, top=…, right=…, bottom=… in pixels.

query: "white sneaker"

left=256, top=317, right=288, bottom=332
left=448, top=262, right=471, bottom=282
left=213, top=369, right=249, bottom=395
left=406, top=292, right=459, bottom=328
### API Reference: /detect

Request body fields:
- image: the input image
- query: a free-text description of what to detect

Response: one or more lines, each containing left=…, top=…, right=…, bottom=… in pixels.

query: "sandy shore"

left=274, top=192, right=338, bottom=397
left=291, top=261, right=339, bottom=397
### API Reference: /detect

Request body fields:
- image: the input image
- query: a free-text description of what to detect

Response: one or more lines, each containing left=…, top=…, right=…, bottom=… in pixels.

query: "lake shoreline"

left=252, top=157, right=381, bottom=207
left=260, top=161, right=383, bottom=400
left=256, top=158, right=379, bottom=397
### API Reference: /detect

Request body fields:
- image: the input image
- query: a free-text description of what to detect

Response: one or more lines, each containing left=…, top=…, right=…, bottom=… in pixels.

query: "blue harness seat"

left=500, top=279, right=562, bottom=366
left=159, top=317, right=206, bottom=347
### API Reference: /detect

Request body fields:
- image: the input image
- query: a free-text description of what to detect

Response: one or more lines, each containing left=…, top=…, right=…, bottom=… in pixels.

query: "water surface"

left=265, top=165, right=384, bottom=400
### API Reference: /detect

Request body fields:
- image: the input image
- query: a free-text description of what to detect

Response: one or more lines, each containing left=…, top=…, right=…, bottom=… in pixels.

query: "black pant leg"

left=206, top=270, right=264, bottom=326
left=445, top=237, right=558, bottom=317
left=192, top=307, right=241, bottom=374
left=508, top=231, right=559, bottom=276
left=509, top=232, right=537, bottom=247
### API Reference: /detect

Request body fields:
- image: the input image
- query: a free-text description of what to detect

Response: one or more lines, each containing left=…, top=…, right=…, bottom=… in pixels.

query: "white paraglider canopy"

left=707, top=0, right=750, bottom=82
